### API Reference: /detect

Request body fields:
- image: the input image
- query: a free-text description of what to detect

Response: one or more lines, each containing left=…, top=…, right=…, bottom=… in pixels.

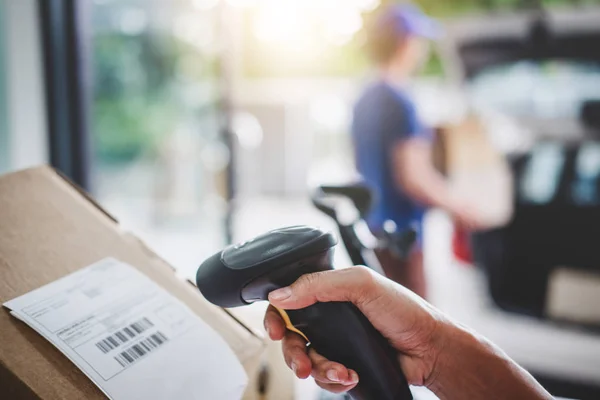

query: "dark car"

left=442, top=8, right=600, bottom=399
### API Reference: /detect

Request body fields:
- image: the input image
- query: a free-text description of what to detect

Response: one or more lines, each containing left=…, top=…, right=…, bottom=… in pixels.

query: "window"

left=91, top=0, right=229, bottom=277
left=470, top=60, right=600, bottom=119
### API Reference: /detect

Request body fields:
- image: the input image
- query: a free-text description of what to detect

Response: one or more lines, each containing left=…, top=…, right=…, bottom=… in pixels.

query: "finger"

left=268, top=266, right=379, bottom=310
left=263, top=305, right=286, bottom=340
left=308, top=348, right=359, bottom=386
left=313, top=365, right=359, bottom=394
left=314, top=380, right=359, bottom=394
left=282, top=331, right=311, bottom=379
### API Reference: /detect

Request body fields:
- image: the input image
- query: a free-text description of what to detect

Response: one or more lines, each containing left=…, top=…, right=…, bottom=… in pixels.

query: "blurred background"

left=1, top=0, right=600, bottom=399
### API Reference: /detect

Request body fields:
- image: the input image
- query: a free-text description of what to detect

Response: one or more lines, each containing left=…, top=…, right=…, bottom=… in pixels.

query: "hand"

left=263, top=267, right=553, bottom=400
left=446, top=196, right=488, bottom=231
left=263, top=266, right=446, bottom=394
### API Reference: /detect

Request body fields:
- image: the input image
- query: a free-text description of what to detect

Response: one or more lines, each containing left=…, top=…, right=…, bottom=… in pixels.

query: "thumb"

left=268, top=266, right=379, bottom=310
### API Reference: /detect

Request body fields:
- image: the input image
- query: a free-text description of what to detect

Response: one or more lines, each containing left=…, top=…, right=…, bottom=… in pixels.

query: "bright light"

left=353, top=0, right=380, bottom=12
left=326, top=32, right=353, bottom=47
left=253, top=1, right=306, bottom=44
left=243, top=0, right=373, bottom=72
left=232, top=112, right=264, bottom=149
left=191, top=0, right=219, bottom=11
left=335, top=10, right=364, bottom=35
left=325, top=8, right=363, bottom=46
left=226, top=0, right=257, bottom=7
left=250, top=0, right=366, bottom=53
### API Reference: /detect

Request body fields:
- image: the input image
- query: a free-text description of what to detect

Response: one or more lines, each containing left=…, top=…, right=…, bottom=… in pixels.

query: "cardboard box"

left=229, top=304, right=296, bottom=400
left=433, top=115, right=503, bottom=175
left=0, top=166, right=265, bottom=399
left=433, top=115, right=513, bottom=228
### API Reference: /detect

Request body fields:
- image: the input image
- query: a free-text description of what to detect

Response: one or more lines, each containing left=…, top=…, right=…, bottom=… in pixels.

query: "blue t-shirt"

left=351, top=81, right=432, bottom=234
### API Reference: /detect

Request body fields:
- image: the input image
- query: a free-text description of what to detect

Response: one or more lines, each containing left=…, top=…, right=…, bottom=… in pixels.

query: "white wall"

left=3, top=0, right=48, bottom=171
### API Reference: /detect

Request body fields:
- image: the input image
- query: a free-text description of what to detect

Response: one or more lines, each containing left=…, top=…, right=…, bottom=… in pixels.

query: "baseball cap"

left=375, top=4, right=441, bottom=40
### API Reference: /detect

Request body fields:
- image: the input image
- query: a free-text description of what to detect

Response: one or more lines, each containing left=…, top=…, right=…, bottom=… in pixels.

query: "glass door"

left=90, top=0, right=229, bottom=278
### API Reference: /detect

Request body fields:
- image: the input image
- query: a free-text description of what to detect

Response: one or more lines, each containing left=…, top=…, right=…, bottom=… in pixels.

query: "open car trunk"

left=443, top=8, right=600, bottom=79
left=442, top=6, right=600, bottom=331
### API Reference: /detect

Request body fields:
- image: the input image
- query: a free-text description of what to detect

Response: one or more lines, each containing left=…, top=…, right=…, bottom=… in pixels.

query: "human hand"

left=263, top=266, right=446, bottom=394
left=446, top=196, right=489, bottom=231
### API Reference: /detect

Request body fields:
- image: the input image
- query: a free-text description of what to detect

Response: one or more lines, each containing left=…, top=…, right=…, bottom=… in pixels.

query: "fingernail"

left=269, top=287, right=292, bottom=301
left=349, top=371, right=359, bottom=384
left=265, top=324, right=272, bottom=338
left=291, top=362, right=298, bottom=374
left=326, top=369, right=340, bottom=382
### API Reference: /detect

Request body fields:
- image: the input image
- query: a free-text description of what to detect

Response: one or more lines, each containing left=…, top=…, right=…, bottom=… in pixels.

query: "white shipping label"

left=4, top=258, right=248, bottom=400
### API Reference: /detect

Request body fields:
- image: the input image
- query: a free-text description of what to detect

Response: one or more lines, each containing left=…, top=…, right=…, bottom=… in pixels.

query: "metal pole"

left=38, top=0, right=92, bottom=190
left=218, top=2, right=237, bottom=244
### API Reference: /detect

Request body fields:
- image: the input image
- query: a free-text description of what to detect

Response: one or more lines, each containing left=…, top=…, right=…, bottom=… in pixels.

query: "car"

left=437, top=7, right=600, bottom=399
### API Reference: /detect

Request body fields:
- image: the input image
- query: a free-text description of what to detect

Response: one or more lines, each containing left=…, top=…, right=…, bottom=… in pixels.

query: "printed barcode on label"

left=114, top=332, right=168, bottom=367
left=95, top=317, right=154, bottom=354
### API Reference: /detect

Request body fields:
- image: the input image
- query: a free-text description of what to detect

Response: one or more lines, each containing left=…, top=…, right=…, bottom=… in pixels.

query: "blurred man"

left=351, top=5, right=484, bottom=298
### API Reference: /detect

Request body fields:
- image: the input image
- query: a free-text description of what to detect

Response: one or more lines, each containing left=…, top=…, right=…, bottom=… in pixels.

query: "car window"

left=469, top=60, right=600, bottom=119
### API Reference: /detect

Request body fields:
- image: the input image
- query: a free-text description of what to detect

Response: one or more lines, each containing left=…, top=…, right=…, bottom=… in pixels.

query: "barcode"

left=114, top=332, right=168, bottom=367
left=95, top=317, right=154, bottom=354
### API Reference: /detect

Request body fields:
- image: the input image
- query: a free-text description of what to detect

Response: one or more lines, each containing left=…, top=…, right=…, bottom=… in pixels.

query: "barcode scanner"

left=196, top=226, right=413, bottom=400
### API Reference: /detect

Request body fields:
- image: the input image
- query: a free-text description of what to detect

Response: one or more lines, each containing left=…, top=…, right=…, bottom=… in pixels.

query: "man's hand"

left=392, top=138, right=490, bottom=232
left=264, top=267, right=553, bottom=400
left=445, top=196, right=488, bottom=231
left=263, top=266, right=445, bottom=394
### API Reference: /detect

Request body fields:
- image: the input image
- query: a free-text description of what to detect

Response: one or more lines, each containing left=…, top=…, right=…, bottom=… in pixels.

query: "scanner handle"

left=285, top=302, right=413, bottom=400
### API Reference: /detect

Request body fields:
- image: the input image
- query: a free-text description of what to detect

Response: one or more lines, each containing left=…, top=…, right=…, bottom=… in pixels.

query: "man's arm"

left=429, top=322, right=553, bottom=400
left=392, top=137, right=484, bottom=230
left=264, top=267, right=553, bottom=400
left=392, top=137, right=453, bottom=208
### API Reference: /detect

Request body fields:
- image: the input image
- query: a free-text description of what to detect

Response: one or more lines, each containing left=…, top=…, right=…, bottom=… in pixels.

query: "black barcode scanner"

left=196, top=226, right=412, bottom=400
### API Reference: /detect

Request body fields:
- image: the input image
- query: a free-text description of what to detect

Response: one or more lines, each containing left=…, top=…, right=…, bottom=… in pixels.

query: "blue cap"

left=376, top=4, right=440, bottom=40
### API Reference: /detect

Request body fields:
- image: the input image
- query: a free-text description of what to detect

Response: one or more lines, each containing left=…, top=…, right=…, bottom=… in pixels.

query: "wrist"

left=424, top=320, right=482, bottom=396
left=440, top=193, right=461, bottom=216
left=425, top=321, right=553, bottom=400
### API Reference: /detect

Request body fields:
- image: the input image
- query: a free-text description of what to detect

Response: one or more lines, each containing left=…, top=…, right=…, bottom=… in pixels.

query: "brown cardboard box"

left=228, top=304, right=296, bottom=400
left=433, top=115, right=503, bottom=175
left=0, top=166, right=265, bottom=399
left=434, top=115, right=513, bottom=228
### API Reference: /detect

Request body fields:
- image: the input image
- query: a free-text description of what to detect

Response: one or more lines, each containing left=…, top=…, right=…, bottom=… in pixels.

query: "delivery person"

left=263, top=267, right=553, bottom=399
left=351, top=5, right=485, bottom=298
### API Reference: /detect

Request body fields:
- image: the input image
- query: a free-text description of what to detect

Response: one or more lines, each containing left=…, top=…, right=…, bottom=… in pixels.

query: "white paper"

left=4, top=258, right=247, bottom=400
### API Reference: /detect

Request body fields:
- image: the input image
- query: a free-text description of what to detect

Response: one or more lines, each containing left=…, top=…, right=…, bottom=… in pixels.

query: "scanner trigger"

left=273, top=306, right=311, bottom=345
